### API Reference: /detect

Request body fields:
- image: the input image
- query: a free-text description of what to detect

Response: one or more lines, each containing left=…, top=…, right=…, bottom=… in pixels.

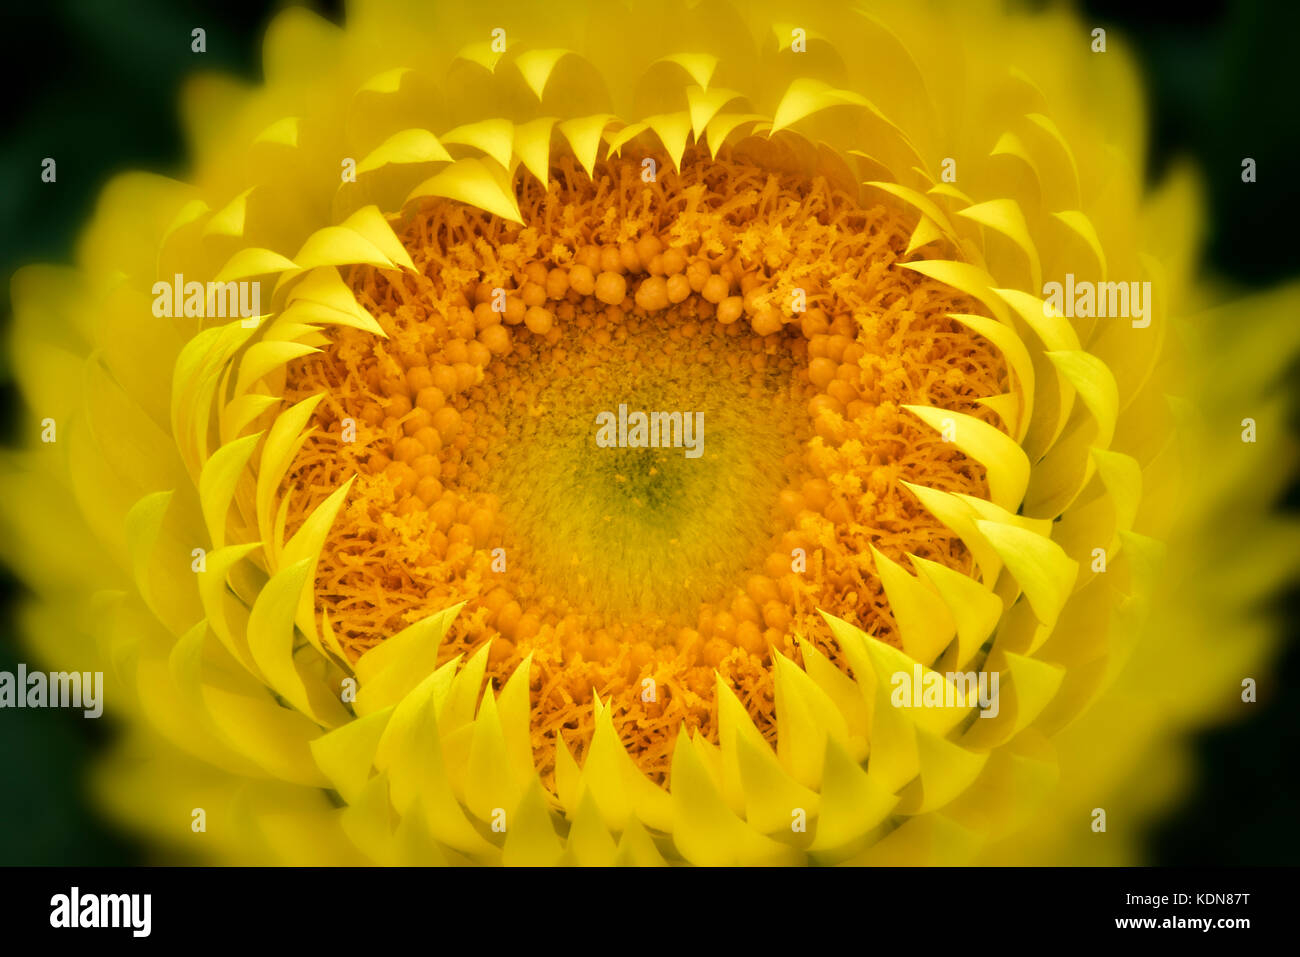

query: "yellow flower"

left=3, top=0, right=1296, bottom=866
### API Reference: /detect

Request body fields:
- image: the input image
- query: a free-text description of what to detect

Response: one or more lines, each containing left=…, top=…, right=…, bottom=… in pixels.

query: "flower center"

left=282, top=149, right=1007, bottom=784
left=478, top=314, right=812, bottom=621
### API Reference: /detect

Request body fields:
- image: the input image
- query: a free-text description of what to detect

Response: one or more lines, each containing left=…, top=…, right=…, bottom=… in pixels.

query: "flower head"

left=4, top=0, right=1296, bottom=865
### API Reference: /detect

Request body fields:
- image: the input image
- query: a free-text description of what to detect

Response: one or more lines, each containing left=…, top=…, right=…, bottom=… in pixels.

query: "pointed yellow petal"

left=895, top=728, right=989, bottom=814
left=502, top=780, right=564, bottom=866
left=567, top=791, right=619, bottom=866
left=771, top=78, right=870, bottom=133
left=613, top=816, right=668, bottom=866
left=734, top=728, right=820, bottom=834
left=582, top=701, right=673, bottom=832
left=656, top=52, right=718, bottom=90
left=354, top=602, right=463, bottom=716
left=280, top=477, right=355, bottom=655
left=956, top=198, right=1042, bottom=291
left=339, top=205, right=417, bottom=271
left=703, top=113, right=765, bottom=156
left=124, top=490, right=173, bottom=624
left=1045, top=350, right=1119, bottom=449
left=514, top=48, right=577, bottom=101
left=867, top=181, right=959, bottom=240
left=901, top=481, right=1003, bottom=584
left=669, top=727, right=802, bottom=866
left=201, top=680, right=328, bottom=787
left=554, top=734, right=583, bottom=815
left=357, top=128, right=452, bottom=174
left=950, top=312, right=1036, bottom=442
left=406, top=158, right=523, bottom=224
left=863, top=634, right=976, bottom=738
left=795, top=638, right=869, bottom=747
left=962, top=652, right=1064, bottom=750
left=439, top=642, right=492, bottom=734
left=976, top=520, right=1078, bottom=634
left=909, top=554, right=1003, bottom=669
left=773, top=650, right=849, bottom=789
left=339, top=771, right=395, bottom=865
left=233, top=341, right=318, bottom=400
left=686, top=86, right=742, bottom=137
left=904, top=405, right=1030, bottom=511
left=214, top=247, right=299, bottom=283
left=293, top=227, right=392, bottom=272
left=871, top=545, right=955, bottom=666
left=196, top=542, right=262, bottom=676
left=246, top=557, right=347, bottom=726
left=375, top=668, right=496, bottom=858
left=198, top=433, right=260, bottom=550
left=905, top=214, right=945, bottom=255
left=513, top=116, right=556, bottom=184
left=465, top=689, right=524, bottom=821
left=496, top=656, right=538, bottom=787
left=255, top=394, right=322, bottom=561
left=284, top=266, right=388, bottom=337
left=809, top=737, right=897, bottom=857
left=557, top=114, right=616, bottom=178
left=643, top=112, right=694, bottom=170
left=441, top=118, right=515, bottom=169
left=310, top=705, right=393, bottom=804
left=1052, top=209, right=1108, bottom=278
left=203, top=188, right=253, bottom=238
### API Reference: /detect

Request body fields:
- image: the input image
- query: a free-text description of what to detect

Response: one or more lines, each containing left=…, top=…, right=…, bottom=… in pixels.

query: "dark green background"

left=0, top=0, right=1296, bottom=865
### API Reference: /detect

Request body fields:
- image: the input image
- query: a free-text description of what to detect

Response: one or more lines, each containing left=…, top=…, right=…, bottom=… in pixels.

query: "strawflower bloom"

left=3, top=0, right=1297, bottom=865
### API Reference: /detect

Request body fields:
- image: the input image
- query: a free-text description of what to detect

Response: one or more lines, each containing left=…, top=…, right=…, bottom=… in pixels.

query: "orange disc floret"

left=278, top=148, right=1007, bottom=785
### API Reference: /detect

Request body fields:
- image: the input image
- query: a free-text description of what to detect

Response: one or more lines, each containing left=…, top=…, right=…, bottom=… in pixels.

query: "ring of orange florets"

left=281, top=149, right=1008, bottom=783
